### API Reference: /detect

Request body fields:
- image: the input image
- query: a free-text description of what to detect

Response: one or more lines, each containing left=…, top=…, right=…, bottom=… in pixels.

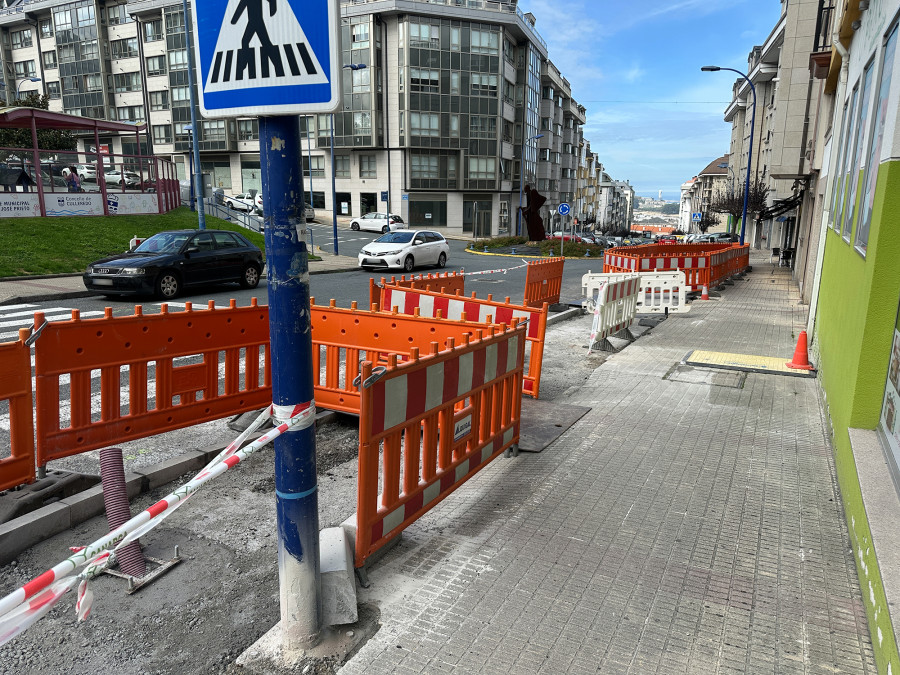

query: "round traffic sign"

left=558, top=203, right=570, bottom=216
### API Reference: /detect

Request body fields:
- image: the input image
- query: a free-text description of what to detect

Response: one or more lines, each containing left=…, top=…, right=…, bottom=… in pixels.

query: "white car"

left=62, top=164, right=97, bottom=182
left=223, top=193, right=257, bottom=212
left=350, top=212, right=405, bottom=233
left=105, top=169, right=141, bottom=187
left=358, top=230, right=449, bottom=272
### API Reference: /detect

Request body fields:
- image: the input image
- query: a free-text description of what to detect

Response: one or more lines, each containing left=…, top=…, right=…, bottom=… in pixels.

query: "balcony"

left=810, top=0, right=835, bottom=79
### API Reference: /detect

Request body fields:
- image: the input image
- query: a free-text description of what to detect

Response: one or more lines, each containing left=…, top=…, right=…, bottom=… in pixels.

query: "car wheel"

left=227, top=202, right=234, bottom=210
left=240, top=263, right=260, bottom=289
left=155, top=271, right=181, bottom=300
left=437, top=252, right=447, bottom=269
left=351, top=222, right=360, bottom=231
left=403, top=255, right=414, bottom=273
left=382, top=225, right=390, bottom=234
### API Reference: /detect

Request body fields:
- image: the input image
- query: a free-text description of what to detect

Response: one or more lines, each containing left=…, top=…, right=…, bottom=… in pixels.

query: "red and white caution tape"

left=0, top=401, right=316, bottom=647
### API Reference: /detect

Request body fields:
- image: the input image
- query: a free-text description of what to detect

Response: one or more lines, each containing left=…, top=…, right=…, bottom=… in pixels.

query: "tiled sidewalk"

left=341, top=254, right=874, bottom=674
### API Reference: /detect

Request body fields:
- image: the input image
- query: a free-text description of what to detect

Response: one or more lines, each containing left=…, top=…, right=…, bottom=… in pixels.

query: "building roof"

left=699, top=154, right=730, bottom=177
left=0, top=107, right=146, bottom=133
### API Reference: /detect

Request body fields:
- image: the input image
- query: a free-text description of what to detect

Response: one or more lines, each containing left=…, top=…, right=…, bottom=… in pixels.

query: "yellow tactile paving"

left=684, top=349, right=816, bottom=378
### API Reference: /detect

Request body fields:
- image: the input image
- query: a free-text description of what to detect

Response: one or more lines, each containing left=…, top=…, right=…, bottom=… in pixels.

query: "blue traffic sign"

left=692, top=212, right=702, bottom=222
left=191, top=0, right=340, bottom=117
left=558, top=203, right=570, bottom=216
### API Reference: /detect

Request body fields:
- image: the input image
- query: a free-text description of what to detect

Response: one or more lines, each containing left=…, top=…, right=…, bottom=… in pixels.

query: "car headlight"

left=382, top=250, right=401, bottom=256
left=120, top=267, right=146, bottom=275
left=360, top=249, right=371, bottom=256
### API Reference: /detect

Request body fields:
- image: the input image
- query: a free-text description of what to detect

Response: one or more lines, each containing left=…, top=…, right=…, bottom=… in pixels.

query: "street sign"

left=558, top=203, right=570, bottom=216
left=381, top=191, right=388, bottom=202
left=692, top=212, right=702, bottom=222
left=191, top=0, right=340, bottom=117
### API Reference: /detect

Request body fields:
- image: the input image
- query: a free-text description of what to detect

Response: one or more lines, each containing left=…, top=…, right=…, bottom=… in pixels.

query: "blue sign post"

left=558, top=203, right=570, bottom=257
left=192, top=0, right=341, bottom=650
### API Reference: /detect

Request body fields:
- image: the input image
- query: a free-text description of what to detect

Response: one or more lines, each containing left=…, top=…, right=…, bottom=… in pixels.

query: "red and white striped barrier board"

left=588, top=275, right=641, bottom=352
left=582, top=271, right=692, bottom=315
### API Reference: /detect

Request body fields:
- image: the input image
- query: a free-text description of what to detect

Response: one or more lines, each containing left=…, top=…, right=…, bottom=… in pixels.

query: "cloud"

left=622, top=64, right=645, bottom=83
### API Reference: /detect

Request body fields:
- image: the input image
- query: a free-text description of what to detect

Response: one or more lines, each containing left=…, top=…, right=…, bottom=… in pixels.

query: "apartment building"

left=678, top=154, right=729, bottom=233
left=0, top=0, right=628, bottom=239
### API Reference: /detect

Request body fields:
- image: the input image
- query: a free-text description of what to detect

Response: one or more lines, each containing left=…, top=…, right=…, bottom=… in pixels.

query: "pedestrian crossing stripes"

left=0, top=305, right=105, bottom=343
left=209, top=43, right=317, bottom=85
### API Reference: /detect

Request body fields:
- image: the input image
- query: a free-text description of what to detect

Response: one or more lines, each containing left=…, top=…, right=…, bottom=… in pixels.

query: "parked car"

left=304, top=205, right=315, bottom=222
left=223, top=193, right=257, bottom=212
left=550, top=231, right=583, bottom=243
left=105, top=169, right=141, bottom=187
left=350, top=212, right=405, bottom=233
left=358, top=229, right=449, bottom=272
left=62, top=164, right=97, bottom=182
left=707, top=232, right=740, bottom=243
left=83, top=229, right=263, bottom=299
left=657, top=234, right=678, bottom=244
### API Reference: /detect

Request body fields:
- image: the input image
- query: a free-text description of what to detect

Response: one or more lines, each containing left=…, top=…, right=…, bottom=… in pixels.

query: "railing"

left=814, top=0, right=835, bottom=53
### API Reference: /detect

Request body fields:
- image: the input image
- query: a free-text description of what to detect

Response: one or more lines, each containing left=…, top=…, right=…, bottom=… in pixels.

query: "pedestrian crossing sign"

left=191, top=0, right=340, bottom=117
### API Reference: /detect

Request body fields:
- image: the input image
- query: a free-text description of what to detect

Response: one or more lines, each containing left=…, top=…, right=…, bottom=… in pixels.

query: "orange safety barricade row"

left=0, top=330, right=36, bottom=491
left=524, top=257, right=564, bottom=308
left=377, top=284, right=549, bottom=399
left=355, top=321, right=525, bottom=568
left=368, top=272, right=465, bottom=309
left=34, top=300, right=271, bottom=466
left=604, top=243, right=749, bottom=290
left=309, top=299, right=491, bottom=414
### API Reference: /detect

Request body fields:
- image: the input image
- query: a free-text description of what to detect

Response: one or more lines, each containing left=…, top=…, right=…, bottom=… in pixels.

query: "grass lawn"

left=0, top=207, right=317, bottom=277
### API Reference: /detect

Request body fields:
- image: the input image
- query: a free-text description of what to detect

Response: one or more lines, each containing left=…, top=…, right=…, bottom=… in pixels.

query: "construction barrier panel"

left=355, top=321, right=526, bottom=568
left=377, top=284, right=549, bottom=399
left=0, top=330, right=36, bottom=491
left=587, top=275, right=641, bottom=352
left=582, top=271, right=692, bottom=314
left=34, top=301, right=272, bottom=466
left=603, top=243, right=749, bottom=291
left=524, top=257, right=564, bottom=308
left=368, top=271, right=465, bottom=309
left=309, top=299, right=490, bottom=414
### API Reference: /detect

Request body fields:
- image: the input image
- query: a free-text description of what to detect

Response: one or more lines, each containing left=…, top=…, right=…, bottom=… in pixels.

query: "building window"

left=39, top=19, right=53, bottom=38
left=165, top=11, right=185, bottom=34
left=168, top=49, right=188, bottom=70
left=450, top=26, right=460, bottom=51
left=450, top=71, right=460, bottom=95
left=149, top=90, right=169, bottom=111
left=471, top=29, right=499, bottom=55
left=59, top=44, right=77, bottom=64
left=47, top=81, right=61, bottom=99
left=42, top=51, right=57, bottom=70
left=53, top=10, right=72, bottom=31
left=302, top=155, right=325, bottom=177
left=410, top=68, right=439, bottom=93
left=107, top=5, right=133, bottom=25
left=171, top=85, right=190, bottom=104
left=111, top=38, right=139, bottom=59
left=468, top=157, right=496, bottom=180
left=146, top=55, right=166, bottom=76
left=351, top=23, right=369, bottom=49
left=842, top=60, right=874, bottom=241
left=359, top=155, right=376, bottom=178
left=411, top=155, right=439, bottom=179
left=10, top=29, right=32, bottom=50
left=450, top=114, right=459, bottom=138
left=353, top=111, right=372, bottom=135
left=334, top=155, right=350, bottom=178
left=352, top=68, right=370, bottom=93
left=143, top=18, right=163, bottom=42
left=410, top=112, right=439, bottom=137
left=471, top=73, right=498, bottom=97
left=410, top=23, right=439, bottom=49
left=14, top=61, right=36, bottom=79
left=85, top=73, right=103, bottom=92
left=202, top=119, right=226, bottom=141
left=153, top=124, right=172, bottom=144
left=114, top=72, right=141, bottom=93
left=174, top=121, right=191, bottom=139
left=469, top=116, right=497, bottom=139
left=299, top=115, right=315, bottom=138
left=117, top=105, right=145, bottom=122
left=75, top=5, right=95, bottom=26
left=82, top=40, right=99, bottom=60
left=237, top=119, right=258, bottom=141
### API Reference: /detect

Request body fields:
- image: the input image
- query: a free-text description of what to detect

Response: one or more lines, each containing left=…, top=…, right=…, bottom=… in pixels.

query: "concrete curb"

left=546, top=307, right=584, bottom=326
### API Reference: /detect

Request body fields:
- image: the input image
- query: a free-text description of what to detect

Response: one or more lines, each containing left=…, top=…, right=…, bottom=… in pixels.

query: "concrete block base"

left=320, top=527, right=358, bottom=625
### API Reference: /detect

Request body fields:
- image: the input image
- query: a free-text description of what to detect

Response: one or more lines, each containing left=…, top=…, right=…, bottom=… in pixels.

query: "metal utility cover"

left=518, top=399, right=591, bottom=453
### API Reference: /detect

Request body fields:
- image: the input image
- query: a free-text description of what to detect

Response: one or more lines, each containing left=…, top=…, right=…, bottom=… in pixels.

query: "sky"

left=517, top=0, right=783, bottom=201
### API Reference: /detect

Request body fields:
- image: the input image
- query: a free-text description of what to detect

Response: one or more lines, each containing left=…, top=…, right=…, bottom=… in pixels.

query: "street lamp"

left=702, top=65, right=756, bottom=246
left=15, top=76, right=41, bottom=99
left=518, top=133, right=544, bottom=237
left=330, top=63, right=367, bottom=256
left=184, top=123, right=195, bottom=212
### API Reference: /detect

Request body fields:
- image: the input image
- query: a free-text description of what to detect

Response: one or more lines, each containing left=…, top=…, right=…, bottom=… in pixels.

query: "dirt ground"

left=0, top=311, right=609, bottom=675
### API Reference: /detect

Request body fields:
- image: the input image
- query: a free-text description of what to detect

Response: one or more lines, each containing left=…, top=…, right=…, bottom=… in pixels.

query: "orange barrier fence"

left=355, top=321, right=525, bottom=568
left=377, top=284, right=549, bottom=399
left=368, top=272, right=465, bottom=309
left=34, top=301, right=272, bottom=466
left=603, top=243, right=749, bottom=290
left=0, top=330, right=36, bottom=491
left=523, top=257, right=564, bottom=308
left=309, top=299, right=490, bottom=414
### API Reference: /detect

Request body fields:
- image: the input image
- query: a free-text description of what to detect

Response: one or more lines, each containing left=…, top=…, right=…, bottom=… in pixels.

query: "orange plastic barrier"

left=34, top=301, right=271, bottom=466
left=524, top=257, right=564, bottom=308
left=377, top=284, right=549, bottom=399
left=0, top=330, right=36, bottom=491
left=604, top=243, right=749, bottom=290
left=309, top=299, right=491, bottom=414
left=355, top=321, right=525, bottom=568
left=368, top=272, right=465, bottom=309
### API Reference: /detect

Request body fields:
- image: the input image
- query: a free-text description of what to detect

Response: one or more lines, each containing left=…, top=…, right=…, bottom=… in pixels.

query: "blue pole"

left=330, top=114, right=338, bottom=255
left=259, top=115, right=321, bottom=649
left=181, top=0, right=205, bottom=229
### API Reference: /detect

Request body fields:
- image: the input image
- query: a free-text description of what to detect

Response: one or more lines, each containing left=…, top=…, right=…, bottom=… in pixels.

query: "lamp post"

left=517, top=133, right=544, bottom=237
left=15, top=76, right=41, bottom=100
left=330, top=64, right=367, bottom=256
left=702, top=66, right=755, bottom=245
left=181, top=0, right=205, bottom=229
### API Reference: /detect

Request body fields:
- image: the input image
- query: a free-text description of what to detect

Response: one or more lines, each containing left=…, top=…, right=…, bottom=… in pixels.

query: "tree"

left=660, top=202, right=680, bottom=215
left=707, top=178, right=768, bottom=225
left=697, top=210, right=719, bottom=233
left=0, top=93, right=77, bottom=161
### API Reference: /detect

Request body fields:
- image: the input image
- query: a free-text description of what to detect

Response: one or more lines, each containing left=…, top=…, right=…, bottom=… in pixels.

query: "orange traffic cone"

left=786, top=331, right=815, bottom=370
left=700, top=285, right=710, bottom=300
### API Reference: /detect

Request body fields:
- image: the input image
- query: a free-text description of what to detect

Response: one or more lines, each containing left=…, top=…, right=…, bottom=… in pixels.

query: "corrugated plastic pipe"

left=100, top=448, right=147, bottom=578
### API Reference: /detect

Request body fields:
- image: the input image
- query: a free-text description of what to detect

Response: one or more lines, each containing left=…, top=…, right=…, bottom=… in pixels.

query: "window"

left=237, top=119, right=258, bottom=141
left=82, top=40, right=99, bottom=60
left=14, top=61, right=36, bottom=79
left=351, top=23, right=369, bottom=49
left=352, top=68, right=370, bottom=93
left=213, top=232, right=241, bottom=249
left=146, top=55, right=166, bottom=76
left=410, top=68, right=439, bottom=93
left=450, top=114, right=459, bottom=138
left=450, top=71, right=460, bottom=95
left=334, top=155, right=350, bottom=178
left=143, top=18, right=163, bottom=42
left=107, top=5, right=133, bottom=25
left=450, top=27, right=460, bottom=51
left=111, top=38, right=138, bottom=59
left=117, top=105, right=145, bottom=122
left=833, top=86, right=859, bottom=231
left=411, top=155, right=439, bottom=179
left=468, top=157, right=496, bottom=180
left=171, top=85, right=190, bottom=104
left=75, top=5, right=94, bottom=26
left=11, top=29, right=32, bottom=49
left=42, top=51, right=57, bottom=70
left=842, top=60, right=874, bottom=240
left=409, top=23, right=439, bottom=49
left=360, top=155, right=376, bottom=178
left=54, top=10, right=72, bottom=31
left=410, top=112, right=439, bottom=137
left=202, top=119, right=226, bottom=141
left=174, top=121, right=191, bottom=138
left=470, top=116, right=497, bottom=139
left=59, top=44, right=77, bottom=64
left=299, top=115, right=315, bottom=138
left=152, top=124, right=172, bottom=144
left=471, top=29, right=499, bottom=55
left=540, top=117, right=550, bottom=130
left=471, top=73, right=498, bottom=97
left=47, top=81, right=61, bottom=99
left=39, top=19, right=53, bottom=38
left=447, top=156, right=457, bottom=179
left=85, top=73, right=102, bottom=92
left=168, top=49, right=188, bottom=70
left=302, top=155, right=325, bottom=177
left=149, top=90, right=169, bottom=111
left=114, top=72, right=141, bottom=93
left=353, top=111, right=372, bottom=135
left=165, top=11, right=185, bottom=34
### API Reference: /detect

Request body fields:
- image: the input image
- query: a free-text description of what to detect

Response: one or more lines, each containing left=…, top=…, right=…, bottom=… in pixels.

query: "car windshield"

left=134, top=232, right=191, bottom=254
left=375, top=232, right=414, bottom=244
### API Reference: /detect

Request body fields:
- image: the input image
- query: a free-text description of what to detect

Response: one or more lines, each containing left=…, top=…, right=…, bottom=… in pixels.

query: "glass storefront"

left=879, top=309, right=900, bottom=480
